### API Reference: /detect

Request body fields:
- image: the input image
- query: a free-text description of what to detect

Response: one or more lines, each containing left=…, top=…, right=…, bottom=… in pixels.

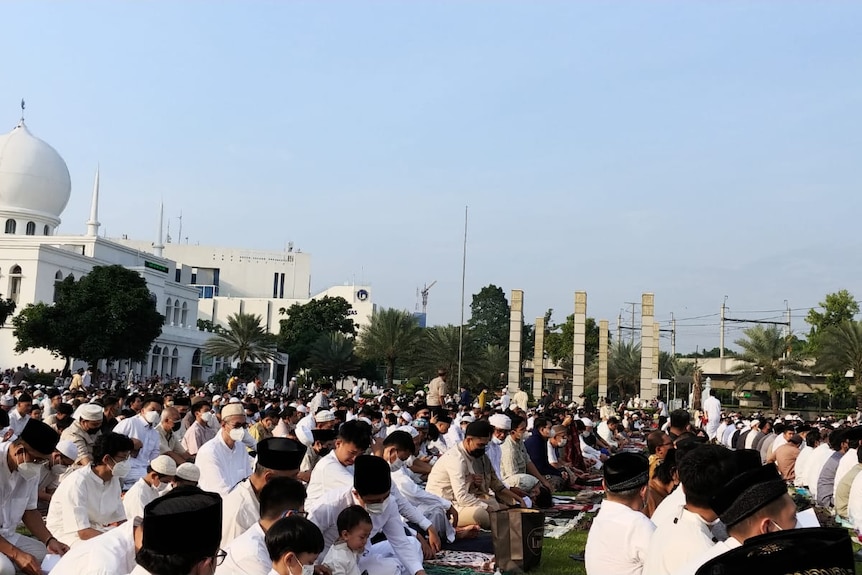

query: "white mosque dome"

left=0, top=121, right=71, bottom=220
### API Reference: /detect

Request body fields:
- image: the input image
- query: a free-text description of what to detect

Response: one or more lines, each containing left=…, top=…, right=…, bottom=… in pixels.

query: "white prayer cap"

left=228, top=397, right=242, bottom=404
left=150, top=455, right=177, bottom=476
left=489, top=414, right=512, bottom=430
left=397, top=425, right=419, bottom=438
left=212, top=395, right=222, bottom=402
left=400, top=412, right=413, bottom=423
left=460, top=415, right=476, bottom=424
left=0, top=395, right=14, bottom=407
left=176, top=463, right=200, bottom=482
left=392, top=405, right=402, bottom=412
left=357, top=416, right=372, bottom=426
left=56, top=440, right=78, bottom=461
left=296, top=405, right=308, bottom=414
left=315, top=410, right=335, bottom=423
left=78, top=403, right=104, bottom=421
left=580, top=418, right=593, bottom=428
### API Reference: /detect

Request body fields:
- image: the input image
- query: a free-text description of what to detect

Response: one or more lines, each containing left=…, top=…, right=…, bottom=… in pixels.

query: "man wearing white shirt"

left=307, top=420, right=372, bottom=503
left=221, top=438, right=305, bottom=548
left=112, top=396, right=163, bottom=490
left=486, top=413, right=511, bottom=481
left=123, top=455, right=177, bottom=525
left=670, top=463, right=798, bottom=575
left=644, top=445, right=737, bottom=575
left=805, top=429, right=836, bottom=498
left=49, top=517, right=140, bottom=575
left=500, top=387, right=510, bottom=412
left=308, top=455, right=427, bottom=575
left=8, top=393, right=31, bottom=436
left=218, top=477, right=307, bottom=575
left=585, top=452, right=655, bottom=575
left=702, top=391, right=722, bottom=440
left=195, top=403, right=253, bottom=497
left=46, top=432, right=132, bottom=548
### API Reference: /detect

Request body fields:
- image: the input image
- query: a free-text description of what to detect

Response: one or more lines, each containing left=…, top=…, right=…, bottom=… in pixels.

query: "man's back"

left=585, top=500, right=655, bottom=575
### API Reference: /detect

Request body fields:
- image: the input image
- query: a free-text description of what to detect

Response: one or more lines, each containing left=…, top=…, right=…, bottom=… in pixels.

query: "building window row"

left=4, top=219, right=51, bottom=236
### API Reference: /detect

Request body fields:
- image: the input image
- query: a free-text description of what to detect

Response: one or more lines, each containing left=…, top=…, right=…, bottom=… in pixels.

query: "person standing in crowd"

left=196, top=403, right=253, bottom=496
left=426, top=369, right=447, bottom=411
left=309, top=382, right=333, bottom=415
left=0, top=419, right=70, bottom=575
left=585, top=452, right=654, bottom=575
left=702, top=390, right=721, bottom=440
left=46, top=432, right=133, bottom=548
left=221, top=437, right=305, bottom=547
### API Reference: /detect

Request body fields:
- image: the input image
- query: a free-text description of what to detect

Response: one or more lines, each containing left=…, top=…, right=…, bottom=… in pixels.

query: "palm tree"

left=608, top=341, right=641, bottom=399
left=411, top=324, right=485, bottom=387
left=356, top=308, right=422, bottom=388
left=480, top=344, right=509, bottom=389
left=308, top=332, right=359, bottom=383
left=731, top=325, right=804, bottom=415
left=203, top=313, right=278, bottom=365
left=815, top=320, right=862, bottom=410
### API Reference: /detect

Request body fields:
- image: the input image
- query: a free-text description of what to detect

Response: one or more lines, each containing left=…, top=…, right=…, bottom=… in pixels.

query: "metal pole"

left=671, top=313, right=676, bottom=357
left=720, top=296, right=727, bottom=358
left=457, top=206, right=468, bottom=388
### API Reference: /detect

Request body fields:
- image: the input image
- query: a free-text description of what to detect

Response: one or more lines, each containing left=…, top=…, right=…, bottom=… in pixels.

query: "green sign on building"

left=145, top=261, right=169, bottom=274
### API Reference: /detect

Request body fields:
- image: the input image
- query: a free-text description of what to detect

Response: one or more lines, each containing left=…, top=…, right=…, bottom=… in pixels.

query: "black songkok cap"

left=844, top=426, right=862, bottom=441
left=695, top=527, right=854, bottom=575
left=142, top=486, right=221, bottom=555
left=257, top=438, right=306, bottom=471
left=732, top=449, right=763, bottom=474
left=436, top=415, right=452, bottom=425
left=353, top=454, right=391, bottom=496
left=710, top=463, right=786, bottom=527
left=603, top=452, right=649, bottom=493
left=311, top=429, right=338, bottom=443
left=465, top=419, right=493, bottom=439
left=20, top=419, right=59, bottom=457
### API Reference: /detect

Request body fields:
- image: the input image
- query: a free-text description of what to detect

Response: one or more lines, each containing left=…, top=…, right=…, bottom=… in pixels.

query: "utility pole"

left=720, top=296, right=727, bottom=358
left=617, top=312, right=622, bottom=343
left=671, top=312, right=676, bottom=357
left=625, top=302, right=637, bottom=344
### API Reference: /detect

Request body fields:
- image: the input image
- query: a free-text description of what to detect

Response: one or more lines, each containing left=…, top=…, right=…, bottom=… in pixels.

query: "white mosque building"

left=0, top=116, right=374, bottom=383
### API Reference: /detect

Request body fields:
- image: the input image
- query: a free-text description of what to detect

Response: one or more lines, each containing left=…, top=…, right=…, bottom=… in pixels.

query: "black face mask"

left=316, top=446, right=332, bottom=457
left=468, top=447, right=486, bottom=458
left=86, top=426, right=100, bottom=435
left=172, top=421, right=182, bottom=432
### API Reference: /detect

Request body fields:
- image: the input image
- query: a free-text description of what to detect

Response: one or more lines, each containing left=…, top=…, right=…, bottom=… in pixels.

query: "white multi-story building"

left=0, top=116, right=375, bottom=383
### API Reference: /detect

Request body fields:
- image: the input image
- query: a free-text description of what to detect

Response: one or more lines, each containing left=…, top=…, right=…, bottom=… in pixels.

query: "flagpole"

left=458, top=205, right=468, bottom=389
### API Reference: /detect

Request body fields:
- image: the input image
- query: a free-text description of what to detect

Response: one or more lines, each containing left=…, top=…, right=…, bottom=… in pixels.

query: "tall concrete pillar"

left=572, top=291, right=587, bottom=399
left=507, top=290, right=524, bottom=394
left=532, top=316, right=545, bottom=399
left=639, top=293, right=655, bottom=399
left=598, top=319, right=609, bottom=400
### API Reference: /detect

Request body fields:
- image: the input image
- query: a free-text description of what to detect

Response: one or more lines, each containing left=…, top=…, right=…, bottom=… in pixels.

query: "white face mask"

left=144, top=410, right=160, bottom=425
left=200, top=411, right=213, bottom=424
left=524, top=431, right=533, bottom=440
left=548, top=429, right=556, bottom=438
left=558, top=438, right=568, bottom=447
left=110, top=458, right=131, bottom=479
left=16, top=456, right=42, bottom=480
left=229, top=427, right=246, bottom=442
left=389, top=456, right=405, bottom=472
left=492, top=436, right=503, bottom=445
left=52, top=464, right=68, bottom=476
left=365, top=497, right=390, bottom=515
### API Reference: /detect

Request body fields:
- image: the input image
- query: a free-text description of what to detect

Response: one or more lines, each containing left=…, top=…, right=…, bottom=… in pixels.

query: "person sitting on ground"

left=500, top=414, right=553, bottom=497
left=322, top=505, right=373, bottom=575
left=123, top=455, right=177, bottom=524
left=174, top=462, right=200, bottom=488
left=645, top=449, right=678, bottom=518
left=585, top=452, right=654, bottom=575
left=265, top=515, right=325, bottom=575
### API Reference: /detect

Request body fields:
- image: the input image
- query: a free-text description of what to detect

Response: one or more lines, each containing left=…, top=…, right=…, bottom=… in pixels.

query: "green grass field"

left=540, top=528, right=587, bottom=575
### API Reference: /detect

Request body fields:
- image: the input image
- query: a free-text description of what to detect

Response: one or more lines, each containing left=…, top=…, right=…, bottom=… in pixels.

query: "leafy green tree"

left=0, top=295, right=15, bottom=328
left=608, top=341, right=642, bottom=399
left=825, top=372, right=852, bottom=409
left=410, top=324, right=485, bottom=388
left=204, top=313, right=278, bottom=365
left=13, top=266, right=163, bottom=367
left=480, top=344, right=508, bottom=389
left=356, top=308, right=422, bottom=388
left=468, top=285, right=509, bottom=350
left=806, top=290, right=859, bottom=352
left=544, top=313, right=600, bottom=368
left=308, top=332, right=359, bottom=382
left=522, top=323, right=535, bottom=364
left=196, top=319, right=224, bottom=334
left=277, top=296, right=357, bottom=373
left=731, top=325, right=804, bottom=415
left=12, top=302, right=77, bottom=371
left=814, top=321, right=862, bottom=410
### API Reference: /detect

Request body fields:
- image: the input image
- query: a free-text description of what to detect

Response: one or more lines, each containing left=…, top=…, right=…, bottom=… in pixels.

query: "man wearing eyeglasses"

left=0, top=419, right=69, bottom=575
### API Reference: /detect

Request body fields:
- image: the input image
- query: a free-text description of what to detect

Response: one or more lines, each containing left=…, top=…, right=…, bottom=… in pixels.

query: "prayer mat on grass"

left=443, top=532, right=495, bottom=554
left=425, top=550, right=495, bottom=573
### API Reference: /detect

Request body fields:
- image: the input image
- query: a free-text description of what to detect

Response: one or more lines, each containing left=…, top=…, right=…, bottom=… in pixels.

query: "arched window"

left=53, top=270, right=64, bottom=302
left=192, top=349, right=202, bottom=366
left=25, top=222, right=35, bottom=235
left=5, top=219, right=16, bottom=234
left=8, top=265, right=22, bottom=303
left=181, top=301, right=188, bottom=326
left=55, top=270, right=63, bottom=280
left=152, top=345, right=162, bottom=356
left=172, top=302, right=180, bottom=325
left=172, top=347, right=179, bottom=357
left=165, top=298, right=173, bottom=324
left=43, top=225, right=50, bottom=236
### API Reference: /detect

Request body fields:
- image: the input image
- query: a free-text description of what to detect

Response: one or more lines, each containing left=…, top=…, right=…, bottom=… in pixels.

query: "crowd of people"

left=1, top=362, right=860, bottom=575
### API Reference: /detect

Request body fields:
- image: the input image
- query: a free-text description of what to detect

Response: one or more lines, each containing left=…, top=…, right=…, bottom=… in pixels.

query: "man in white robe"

left=50, top=518, right=140, bottom=575
left=585, top=452, right=655, bottom=575
left=196, top=403, right=253, bottom=497
left=221, top=437, right=304, bottom=547
left=123, top=455, right=177, bottom=525
left=112, top=397, right=163, bottom=490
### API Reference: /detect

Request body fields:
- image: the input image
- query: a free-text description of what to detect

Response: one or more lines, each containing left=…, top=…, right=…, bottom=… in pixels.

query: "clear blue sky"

left=3, top=1, right=861, bottom=353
